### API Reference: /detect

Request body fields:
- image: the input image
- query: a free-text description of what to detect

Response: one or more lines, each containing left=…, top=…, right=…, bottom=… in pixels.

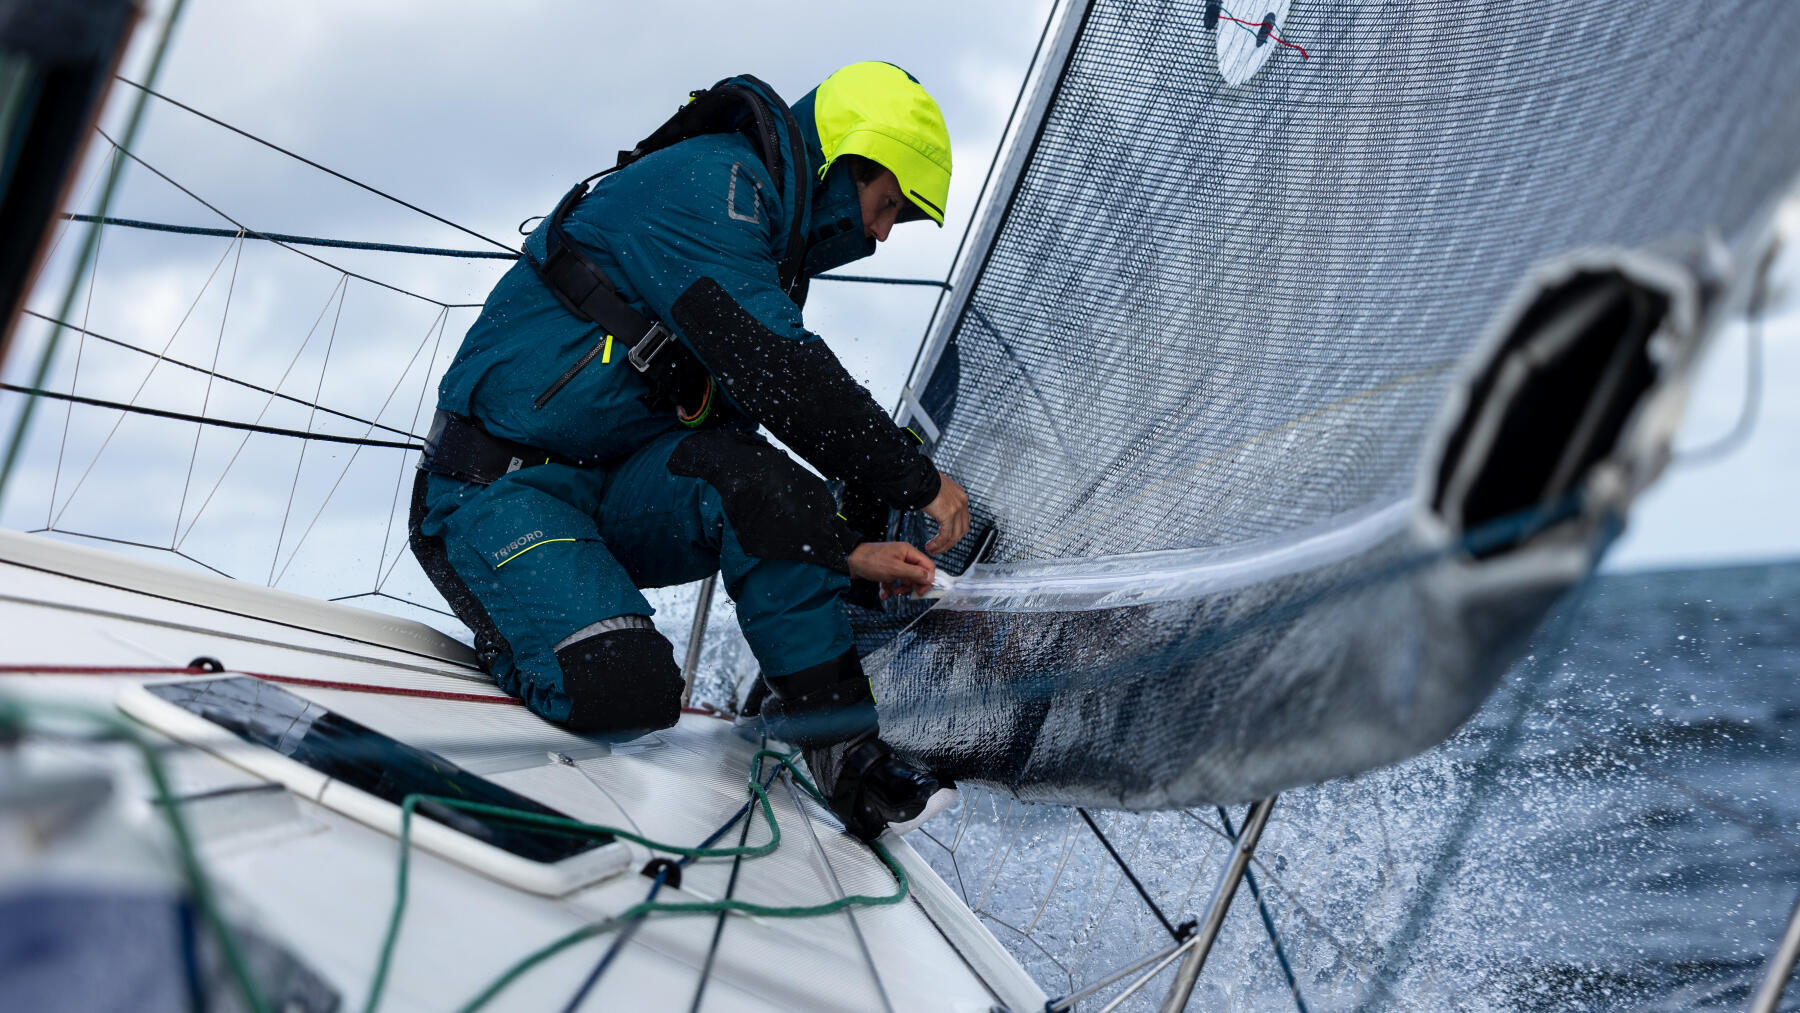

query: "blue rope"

left=814, top=272, right=951, bottom=290
left=1219, top=805, right=1309, bottom=1013
left=62, top=214, right=517, bottom=259
left=62, top=214, right=952, bottom=290
left=559, top=763, right=785, bottom=1012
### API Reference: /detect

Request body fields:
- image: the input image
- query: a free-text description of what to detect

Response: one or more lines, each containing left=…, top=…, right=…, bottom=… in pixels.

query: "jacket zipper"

left=533, top=330, right=612, bottom=409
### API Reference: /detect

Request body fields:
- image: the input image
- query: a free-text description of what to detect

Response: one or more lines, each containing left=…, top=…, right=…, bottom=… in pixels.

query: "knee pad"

left=554, top=625, right=683, bottom=736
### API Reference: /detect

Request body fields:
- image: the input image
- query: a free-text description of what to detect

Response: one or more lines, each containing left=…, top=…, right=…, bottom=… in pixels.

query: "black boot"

left=758, top=650, right=877, bottom=747
left=762, top=650, right=940, bottom=841
left=807, top=731, right=942, bottom=841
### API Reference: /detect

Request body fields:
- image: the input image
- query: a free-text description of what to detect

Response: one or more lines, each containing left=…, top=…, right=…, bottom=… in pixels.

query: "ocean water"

left=909, top=559, right=1800, bottom=1011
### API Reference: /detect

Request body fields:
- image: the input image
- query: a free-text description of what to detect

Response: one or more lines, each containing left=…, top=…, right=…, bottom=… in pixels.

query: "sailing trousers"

left=408, top=427, right=854, bottom=728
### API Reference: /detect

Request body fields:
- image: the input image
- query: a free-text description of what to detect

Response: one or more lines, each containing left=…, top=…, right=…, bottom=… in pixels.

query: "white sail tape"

left=930, top=498, right=1412, bottom=613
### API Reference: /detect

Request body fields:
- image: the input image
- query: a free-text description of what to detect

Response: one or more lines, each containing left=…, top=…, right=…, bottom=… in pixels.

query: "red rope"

left=1218, top=14, right=1309, bottom=60
left=0, top=664, right=204, bottom=676
left=0, top=663, right=731, bottom=719
left=249, top=672, right=520, bottom=705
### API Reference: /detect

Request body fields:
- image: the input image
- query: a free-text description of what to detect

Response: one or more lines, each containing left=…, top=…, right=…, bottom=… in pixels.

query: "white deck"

left=0, top=529, right=1045, bottom=1012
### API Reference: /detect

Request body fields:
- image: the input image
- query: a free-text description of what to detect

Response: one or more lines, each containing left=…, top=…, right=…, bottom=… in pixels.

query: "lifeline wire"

left=62, top=213, right=518, bottom=259
left=17, top=308, right=418, bottom=439
left=0, top=384, right=423, bottom=450
left=93, top=129, right=482, bottom=309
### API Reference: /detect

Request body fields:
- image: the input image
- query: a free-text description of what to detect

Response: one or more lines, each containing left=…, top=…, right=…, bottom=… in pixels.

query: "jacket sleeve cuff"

left=878, top=452, right=940, bottom=512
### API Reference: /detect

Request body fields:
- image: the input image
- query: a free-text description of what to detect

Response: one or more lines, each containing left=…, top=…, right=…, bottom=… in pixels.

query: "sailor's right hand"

left=922, top=471, right=969, bottom=555
left=848, top=541, right=935, bottom=599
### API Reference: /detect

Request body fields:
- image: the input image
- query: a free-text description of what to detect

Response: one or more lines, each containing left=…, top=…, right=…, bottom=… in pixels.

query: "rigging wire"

left=173, top=221, right=247, bottom=543
left=47, top=165, right=117, bottom=532
left=377, top=306, right=455, bottom=586
left=24, top=526, right=235, bottom=579
left=51, top=224, right=252, bottom=533
left=112, top=76, right=520, bottom=255
left=0, top=384, right=422, bottom=450
left=178, top=273, right=352, bottom=551
left=269, top=307, right=447, bottom=587
left=61, top=213, right=519, bottom=259
left=327, top=590, right=461, bottom=621
left=93, top=129, right=483, bottom=308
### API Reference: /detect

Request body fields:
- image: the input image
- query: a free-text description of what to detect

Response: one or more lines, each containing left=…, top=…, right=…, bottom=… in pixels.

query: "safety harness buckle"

left=627, top=322, right=676, bottom=374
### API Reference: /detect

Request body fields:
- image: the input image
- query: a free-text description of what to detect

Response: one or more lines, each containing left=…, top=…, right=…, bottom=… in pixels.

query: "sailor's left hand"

left=848, top=541, right=936, bottom=600
left=922, top=471, right=969, bottom=555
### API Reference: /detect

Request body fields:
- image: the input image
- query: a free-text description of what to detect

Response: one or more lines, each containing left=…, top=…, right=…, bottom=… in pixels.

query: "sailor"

left=408, top=62, right=968, bottom=838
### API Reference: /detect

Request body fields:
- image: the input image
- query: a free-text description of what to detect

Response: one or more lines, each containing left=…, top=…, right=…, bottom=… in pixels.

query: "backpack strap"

left=611, top=75, right=810, bottom=292
left=521, top=77, right=812, bottom=420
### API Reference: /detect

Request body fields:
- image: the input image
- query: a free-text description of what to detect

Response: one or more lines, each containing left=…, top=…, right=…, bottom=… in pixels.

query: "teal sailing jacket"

left=434, top=76, right=940, bottom=512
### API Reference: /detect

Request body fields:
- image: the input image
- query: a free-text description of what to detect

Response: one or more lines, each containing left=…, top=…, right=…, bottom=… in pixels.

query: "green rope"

left=0, top=694, right=270, bottom=1013
left=361, top=774, right=779, bottom=1013
left=0, top=0, right=188, bottom=504
left=7, top=692, right=904, bottom=1013
left=363, top=747, right=906, bottom=1012
left=455, top=842, right=908, bottom=1013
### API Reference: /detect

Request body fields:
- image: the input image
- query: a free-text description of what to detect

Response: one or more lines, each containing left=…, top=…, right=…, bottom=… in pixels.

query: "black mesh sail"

left=861, top=1, right=1800, bottom=808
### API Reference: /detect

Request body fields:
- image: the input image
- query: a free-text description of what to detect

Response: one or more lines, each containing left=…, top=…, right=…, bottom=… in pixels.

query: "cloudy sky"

left=0, top=0, right=1794, bottom=621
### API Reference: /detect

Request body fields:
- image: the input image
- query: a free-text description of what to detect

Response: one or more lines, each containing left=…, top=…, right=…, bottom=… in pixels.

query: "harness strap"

left=522, top=182, right=699, bottom=416
left=418, top=410, right=566, bottom=485
left=522, top=76, right=809, bottom=422
left=535, top=182, right=662, bottom=342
